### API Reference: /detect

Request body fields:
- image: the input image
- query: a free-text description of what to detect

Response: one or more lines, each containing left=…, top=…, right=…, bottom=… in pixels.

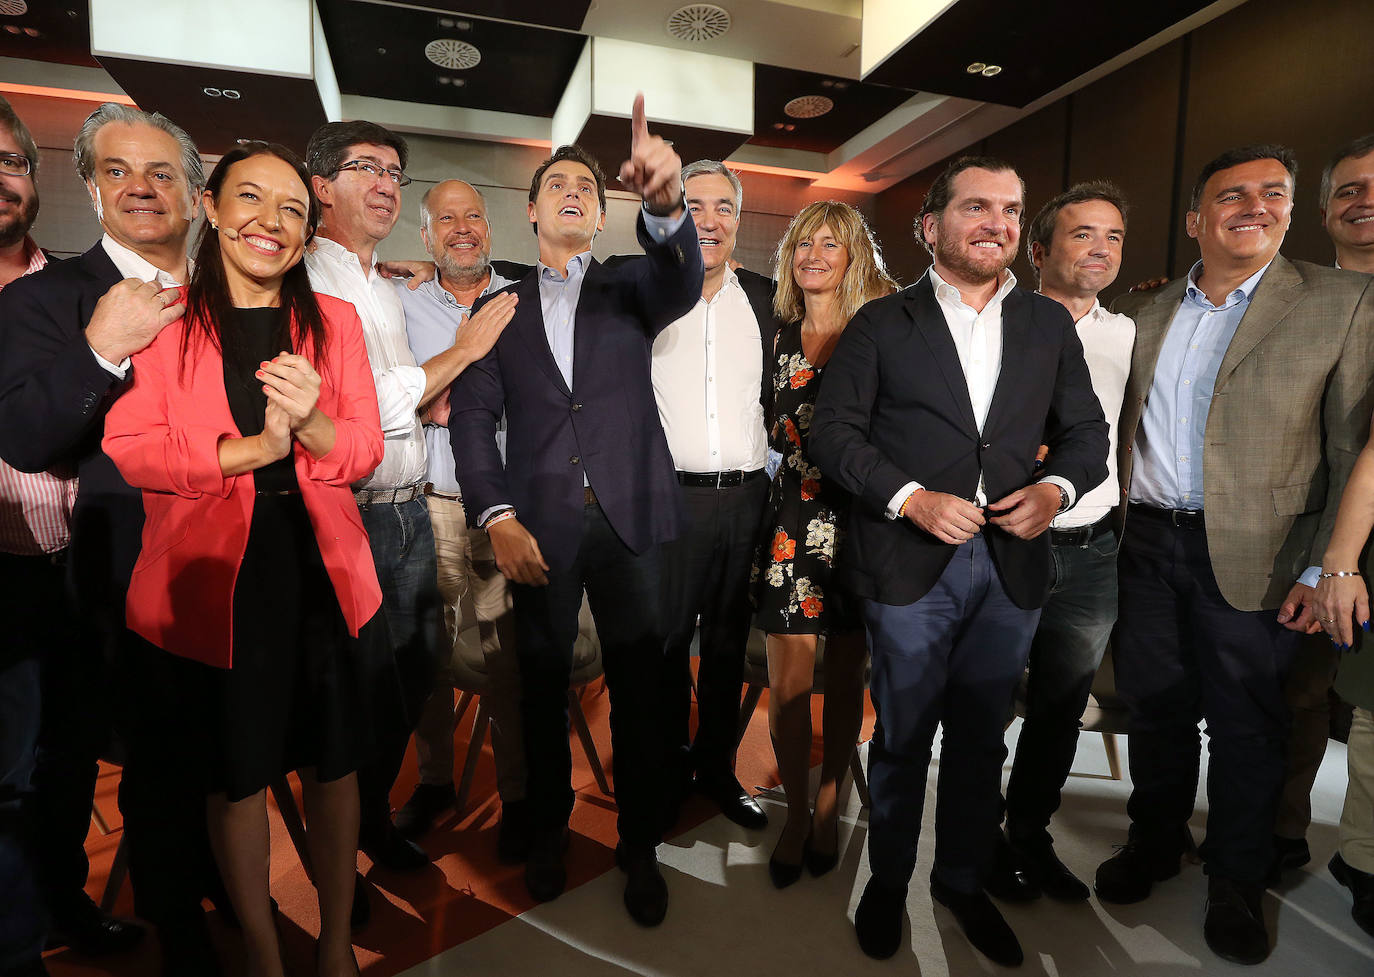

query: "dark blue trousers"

left=863, top=534, right=1040, bottom=894
left=1114, top=508, right=1300, bottom=883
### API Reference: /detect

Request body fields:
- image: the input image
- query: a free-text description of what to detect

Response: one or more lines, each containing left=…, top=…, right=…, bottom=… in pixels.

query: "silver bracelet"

left=1319, top=570, right=1362, bottom=579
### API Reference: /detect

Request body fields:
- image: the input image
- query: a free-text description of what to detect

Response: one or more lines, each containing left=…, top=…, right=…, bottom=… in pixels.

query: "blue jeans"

left=355, top=497, right=440, bottom=830
left=1005, top=524, right=1118, bottom=845
left=864, top=535, right=1041, bottom=894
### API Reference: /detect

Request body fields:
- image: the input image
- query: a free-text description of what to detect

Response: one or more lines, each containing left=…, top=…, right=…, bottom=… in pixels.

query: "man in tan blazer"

left=1095, top=144, right=1374, bottom=967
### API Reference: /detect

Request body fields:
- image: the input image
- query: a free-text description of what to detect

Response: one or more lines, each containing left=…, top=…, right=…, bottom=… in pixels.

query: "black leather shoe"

left=524, top=828, right=569, bottom=902
left=616, top=844, right=669, bottom=926
left=360, top=821, right=430, bottom=871
left=985, top=832, right=1040, bottom=903
left=695, top=774, right=768, bottom=830
left=351, top=873, right=371, bottom=931
left=804, top=828, right=840, bottom=878
left=931, top=874, right=1024, bottom=968
left=854, top=876, right=907, bottom=960
left=768, top=835, right=804, bottom=890
left=394, top=782, right=458, bottom=839
left=1330, top=852, right=1374, bottom=939
left=157, top=911, right=223, bottom=977
left=1017, top=838, right=1089, bottom=902
left=1204, top=876, right=1269, bottom=965
left=1268, top=835, right=1311, bottom=883
left=48, top=892, right=144, bottom=956
left=1094, top=833, right=1187, bottom=904
left=497, top=799, right=533, bottom=865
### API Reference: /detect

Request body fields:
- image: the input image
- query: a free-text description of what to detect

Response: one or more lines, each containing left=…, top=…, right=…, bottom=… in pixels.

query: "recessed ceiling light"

left=666, top=3, right=731, bottom=43
left=0, top=0, right=29, bottom=15
left=784, top=95, right=833, bottom=119
left=981, top=65, right=1002, bottom=77
left=966, top=62, right=986, bottom=74
left=2, top=25, right=18, bottom=35
left=425, top=37, right=481, bottom=70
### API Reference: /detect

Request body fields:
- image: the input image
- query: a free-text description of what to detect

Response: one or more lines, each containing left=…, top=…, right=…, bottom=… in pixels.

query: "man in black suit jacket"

left=651, top=159, right=781, bottom=832
left=448, top=97, right=702, bottom=927
left=810, top=156, right=1108, bottom=967
left=0, top=104, right=223, bottom=976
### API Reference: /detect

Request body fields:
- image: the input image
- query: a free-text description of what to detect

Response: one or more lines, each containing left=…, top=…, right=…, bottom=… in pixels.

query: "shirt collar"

left=1184, top=257, right=1273, bottom=309
left=928, top=264, right=1017, bottom=307
left=100, top=233, right=189, bottom=287
left=418, top=268, right=506, bottom=309
left=311, top=235, right=379, bottom=281
left=537, top=250, right=590, bottom=283
left=700, top=265, right=741, bottom=306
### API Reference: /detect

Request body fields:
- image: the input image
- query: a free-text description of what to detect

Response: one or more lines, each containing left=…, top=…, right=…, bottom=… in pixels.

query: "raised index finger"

left=630, top=92, right=648, bottom=149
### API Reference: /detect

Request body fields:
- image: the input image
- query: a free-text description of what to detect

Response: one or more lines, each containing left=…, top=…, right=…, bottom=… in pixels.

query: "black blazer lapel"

left=907, top=275, right=979, bottom=436
left=77, top=241, right=122, bottom=290
left=511, top=269, right=572, bottom=397
left=570, top=257, right=604, bottom=395
left=982, top=287, right=1029, bottom=437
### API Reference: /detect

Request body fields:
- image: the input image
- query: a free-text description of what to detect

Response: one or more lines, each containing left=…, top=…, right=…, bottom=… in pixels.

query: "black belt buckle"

left=584, top=485, right=598, bottom=507
left=1051, top=524, right=1092, bottom=547
left=677, top=469, right=763, bottom=489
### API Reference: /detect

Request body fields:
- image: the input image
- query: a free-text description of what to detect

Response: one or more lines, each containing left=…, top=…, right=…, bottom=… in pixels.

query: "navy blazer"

left=810, top=271, right=1109, bottom=610
left=0, top=242, right=145, bottom=616
left=448, top=212, right=704, bottom=572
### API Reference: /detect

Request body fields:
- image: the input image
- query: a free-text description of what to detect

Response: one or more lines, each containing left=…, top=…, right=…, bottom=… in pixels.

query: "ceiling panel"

left=318, top=0, right=587, bottom=118
left=750, top=64, right=912, bottom=154
left=864, top=0, right=1215, bottom=108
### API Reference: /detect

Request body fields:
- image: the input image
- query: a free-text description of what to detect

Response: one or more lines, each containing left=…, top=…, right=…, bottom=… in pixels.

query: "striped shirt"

left=0, top=237, right=78, bottom=555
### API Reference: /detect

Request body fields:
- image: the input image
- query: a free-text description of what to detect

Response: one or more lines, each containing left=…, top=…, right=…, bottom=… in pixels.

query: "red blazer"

left=103, top=294, right=384, bottom=668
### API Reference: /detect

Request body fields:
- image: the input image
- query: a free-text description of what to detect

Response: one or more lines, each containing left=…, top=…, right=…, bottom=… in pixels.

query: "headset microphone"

left=222, top=225, right=239, bottom=240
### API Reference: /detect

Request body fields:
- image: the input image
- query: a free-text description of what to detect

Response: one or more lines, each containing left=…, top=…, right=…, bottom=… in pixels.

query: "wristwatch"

left=643, top=178, right=686, bottom=218
left=1055, top=485, right=1071, bottom=513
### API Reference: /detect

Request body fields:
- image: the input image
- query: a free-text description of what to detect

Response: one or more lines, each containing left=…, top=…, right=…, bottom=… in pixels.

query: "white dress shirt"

left=651, top=267, right=768, bottom=473
left=94, top=234, right=189, bottom=379
left=1050, top=300, right=1134, bottom=529
left=886, top=267, right=1075, bottom=516
left=306, top=236, right=427, bottom=490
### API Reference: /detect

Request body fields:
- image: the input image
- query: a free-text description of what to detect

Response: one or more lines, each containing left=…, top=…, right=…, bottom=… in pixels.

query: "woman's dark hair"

left=181, top=141, right=327, bottom=375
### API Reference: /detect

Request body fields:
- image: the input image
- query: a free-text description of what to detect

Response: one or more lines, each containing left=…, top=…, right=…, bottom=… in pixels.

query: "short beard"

left=932, top=217, right=1015, bottom=286
left=434, top=245, right=491, bottom=288
left=0, top=194, right=38, bottom=249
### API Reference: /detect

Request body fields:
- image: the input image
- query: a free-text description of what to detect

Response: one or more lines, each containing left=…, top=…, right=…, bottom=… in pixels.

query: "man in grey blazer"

left=1097, top=144, right=1374, bottom=966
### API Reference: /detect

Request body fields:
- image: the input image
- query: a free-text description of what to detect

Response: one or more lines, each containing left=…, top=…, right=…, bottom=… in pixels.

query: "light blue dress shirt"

left=397, top=269, right=516, bottom=496
left=1130, top=259, right=1273, bottom=511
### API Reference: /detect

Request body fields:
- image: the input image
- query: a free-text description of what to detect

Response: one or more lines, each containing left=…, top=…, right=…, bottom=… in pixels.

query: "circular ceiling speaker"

left=784, top=95, right=835, bottom=119
left=0, top=1, right=29, bottom=15
left=424, top=38, right=481, bottom=70
left=666, top=4, right=731, bottom=43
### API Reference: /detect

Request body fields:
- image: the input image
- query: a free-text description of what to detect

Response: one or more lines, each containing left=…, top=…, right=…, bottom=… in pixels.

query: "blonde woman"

left=754, top=201, right=896, bottom=887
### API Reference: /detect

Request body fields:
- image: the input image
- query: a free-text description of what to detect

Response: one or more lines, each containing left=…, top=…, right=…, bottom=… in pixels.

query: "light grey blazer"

left=1113, top=255, right=1374, bottom=611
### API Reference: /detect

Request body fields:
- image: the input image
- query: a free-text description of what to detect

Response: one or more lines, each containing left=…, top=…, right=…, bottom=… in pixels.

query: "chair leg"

left=736, top=683, right=764, bottom=748
left=849, top=745, right=871, bottom=809
left=91, top=803, right=112, bottom=836
left=1102, top=732, right=1122, bottom=781
left=453, top=690, right=475, bottom=729
left=100, top=832, right=130, bottom=913
left=269, top=777, right=314, bottom=883
left=569, top=689, right=614, bottom=798
left=454, top=699, right=491, bottom=817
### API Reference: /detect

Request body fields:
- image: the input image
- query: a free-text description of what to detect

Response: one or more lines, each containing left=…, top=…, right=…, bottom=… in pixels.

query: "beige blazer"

left=1113, top=256, right=1374, bottom=611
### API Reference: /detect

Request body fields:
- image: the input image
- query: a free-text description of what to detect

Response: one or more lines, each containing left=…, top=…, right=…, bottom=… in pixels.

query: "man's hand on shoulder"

left=487, top=516, right=550, bottom=586
left=378, top=259, right=437, bottom=290
left=986, top=482, right=1061, bottom=540
left=903, top=490, right=985, bottom=545
left=453, top=291, right=518, bottom=364
left=85, top=278, right=184, bottom=363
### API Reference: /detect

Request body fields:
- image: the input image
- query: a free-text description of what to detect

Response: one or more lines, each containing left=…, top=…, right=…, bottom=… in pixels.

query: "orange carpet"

left=45, top=677, right=876, bottom=975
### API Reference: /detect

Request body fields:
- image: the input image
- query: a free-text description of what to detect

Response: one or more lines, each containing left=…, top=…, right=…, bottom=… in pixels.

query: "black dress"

left=196, top=307, right=386, bottom=801
left=752, top=322, right=859, bottom=635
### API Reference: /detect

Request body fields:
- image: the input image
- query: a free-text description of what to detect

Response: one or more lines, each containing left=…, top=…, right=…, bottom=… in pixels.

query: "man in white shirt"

left=391, top=180, right=525, bottom=856
left=653, top=160, right=775, bottom=831
left=987, top=182, right=1135, bottom=905
left=0, top=103, right=215, bottom=975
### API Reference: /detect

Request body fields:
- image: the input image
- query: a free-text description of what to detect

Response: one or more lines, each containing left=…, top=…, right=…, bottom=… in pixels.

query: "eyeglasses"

left=334, top=159, right=410, bottom=187
left=0, top=153, right=32, bottom=177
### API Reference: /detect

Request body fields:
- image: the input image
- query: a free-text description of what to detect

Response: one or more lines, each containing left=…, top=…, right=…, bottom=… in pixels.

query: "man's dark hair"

left=0, top=95, right=39, bottom=180
left=1188, top=144, right=1296, bottom=211
left=305, top=120, right=409, bottom=179
left=915, top=155, right=1024, bottom=257
left=1319, top=134, right=1374, bottom=209
left=528, top=145, right=607, bottom=235
left=1028, top=180, right=1129, bottom=281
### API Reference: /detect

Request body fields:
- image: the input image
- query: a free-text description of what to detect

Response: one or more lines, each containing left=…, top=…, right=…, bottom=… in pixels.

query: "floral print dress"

left=752, top=322, right=859, bottom=634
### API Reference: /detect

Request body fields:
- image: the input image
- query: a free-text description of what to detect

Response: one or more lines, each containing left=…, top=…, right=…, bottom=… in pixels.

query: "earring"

left=210, top=220, right=218, bottom=230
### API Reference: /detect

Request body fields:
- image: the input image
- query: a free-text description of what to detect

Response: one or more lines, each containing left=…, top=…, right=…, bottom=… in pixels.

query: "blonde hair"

left=772, top=200, right=897, bottom=324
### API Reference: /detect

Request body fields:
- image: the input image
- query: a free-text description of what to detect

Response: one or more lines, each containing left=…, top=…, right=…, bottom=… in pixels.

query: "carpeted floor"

left=44, top=682, right=1374, bottom=976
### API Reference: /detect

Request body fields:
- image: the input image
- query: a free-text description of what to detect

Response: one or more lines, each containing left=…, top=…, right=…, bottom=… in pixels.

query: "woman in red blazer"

left=104, top=142, right=385, bottom=977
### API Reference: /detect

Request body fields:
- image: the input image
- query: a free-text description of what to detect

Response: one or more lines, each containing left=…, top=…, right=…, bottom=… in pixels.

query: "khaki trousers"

left=1342, top=707, right=1374, bottom=873
left=413, top=495, right=524, bottom=801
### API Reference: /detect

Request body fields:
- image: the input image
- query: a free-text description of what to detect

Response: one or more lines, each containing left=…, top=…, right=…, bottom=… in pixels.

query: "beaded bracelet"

left=897, top=491, right=917, bottom=518
left=1319, top=569, right=1362, bottom=579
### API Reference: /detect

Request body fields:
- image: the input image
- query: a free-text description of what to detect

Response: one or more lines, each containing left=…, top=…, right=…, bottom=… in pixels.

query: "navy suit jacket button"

left=570, top=455, right=580, bottom=465
left=572, top=403, right=583, bottom=412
